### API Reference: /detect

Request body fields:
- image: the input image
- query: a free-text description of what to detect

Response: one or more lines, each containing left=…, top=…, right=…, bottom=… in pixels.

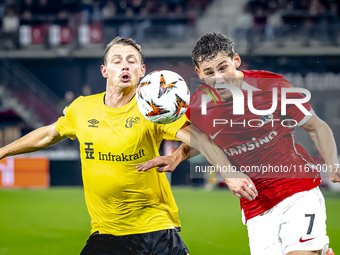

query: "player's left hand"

left=330, top=178, right=340, bottom=183
left=136, top=154, right=181, bottom=172
left=327, top=164, right=340, bottom=183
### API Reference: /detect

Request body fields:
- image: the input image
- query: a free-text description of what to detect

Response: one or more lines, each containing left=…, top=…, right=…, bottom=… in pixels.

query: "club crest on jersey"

left=125, top=117, right=140, bottom=128
left=258, top=114, right=274, bottom=126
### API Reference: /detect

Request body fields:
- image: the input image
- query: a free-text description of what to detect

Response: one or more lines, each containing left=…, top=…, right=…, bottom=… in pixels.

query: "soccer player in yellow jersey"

left=0, top=37, right=257, bottom=254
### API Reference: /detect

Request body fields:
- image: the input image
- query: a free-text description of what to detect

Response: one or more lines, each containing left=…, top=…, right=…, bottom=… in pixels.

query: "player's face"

left=195, top=52, right=242, bottom=101
left=101, top=45, right=146, bottom=90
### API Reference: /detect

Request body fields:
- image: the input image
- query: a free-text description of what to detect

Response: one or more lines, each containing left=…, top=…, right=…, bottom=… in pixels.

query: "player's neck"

left=105, top=85, right=136, bottom=108
left=235, top=70, right=244, bottom=89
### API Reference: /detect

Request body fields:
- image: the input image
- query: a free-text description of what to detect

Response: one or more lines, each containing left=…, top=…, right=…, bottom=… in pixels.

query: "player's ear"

left=195, top=66, right=203, bottom=80
left=140, top=64, right=146, bottom=78
left=101, top=65, right=108, bottom=78
left=234, top=53, right=241, bottom=69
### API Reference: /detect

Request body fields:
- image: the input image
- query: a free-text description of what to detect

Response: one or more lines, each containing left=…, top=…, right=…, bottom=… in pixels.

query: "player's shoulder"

left=242, top=70, right=291, bottom=90
left=189, top=84, right=209, bottom=107
left=242, top=70, right=284, bottom=79
left=191, top=84, right=206, bottom=98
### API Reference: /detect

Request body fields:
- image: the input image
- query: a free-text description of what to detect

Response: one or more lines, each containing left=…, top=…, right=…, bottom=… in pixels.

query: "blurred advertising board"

left=0, top=157, right=49, bottom=188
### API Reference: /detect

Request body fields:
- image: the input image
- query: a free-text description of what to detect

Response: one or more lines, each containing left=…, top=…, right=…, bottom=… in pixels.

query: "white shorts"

left=244, top=187, right=329, bottom=255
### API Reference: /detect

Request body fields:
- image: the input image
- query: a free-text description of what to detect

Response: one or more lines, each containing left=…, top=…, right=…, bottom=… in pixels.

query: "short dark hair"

left=103, top=37, right=145, bottom=66
left=192, top=32, right=235, bottom=68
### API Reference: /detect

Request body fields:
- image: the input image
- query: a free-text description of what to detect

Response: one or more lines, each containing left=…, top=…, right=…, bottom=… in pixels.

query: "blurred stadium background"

left=0, top=0, right=340, bottom=254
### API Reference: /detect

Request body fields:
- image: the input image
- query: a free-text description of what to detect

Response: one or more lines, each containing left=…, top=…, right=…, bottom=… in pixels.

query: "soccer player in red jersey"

left=138, top=32, right=339, bottom=255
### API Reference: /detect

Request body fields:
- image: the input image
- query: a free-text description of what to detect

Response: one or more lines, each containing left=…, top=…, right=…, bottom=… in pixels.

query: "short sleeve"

left=285, top=94, right=313, bottom=126
left=276, top=78, right=313, bottom=126
left=55, top=104, right=77, bottom=140
left=157, top=114, right=188, bottom=141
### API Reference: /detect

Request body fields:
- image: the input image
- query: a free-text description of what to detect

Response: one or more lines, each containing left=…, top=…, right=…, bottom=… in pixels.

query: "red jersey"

left=187, top=70, right=320, bottom=222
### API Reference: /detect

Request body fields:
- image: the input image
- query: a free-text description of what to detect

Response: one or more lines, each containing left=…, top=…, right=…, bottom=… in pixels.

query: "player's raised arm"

left=177, top=123, right=257, bottom=200
left=300, top=113, right=340, bottom=183
left=136, top=137, right=200, bottom=173
left=0, top=123, right=64, bottom=160
left=138, top=122, right=258, bottom=201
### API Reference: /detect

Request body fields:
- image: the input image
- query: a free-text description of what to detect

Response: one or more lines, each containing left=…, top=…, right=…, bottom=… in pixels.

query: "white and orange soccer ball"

left=136, top=70, right=190, bottom=124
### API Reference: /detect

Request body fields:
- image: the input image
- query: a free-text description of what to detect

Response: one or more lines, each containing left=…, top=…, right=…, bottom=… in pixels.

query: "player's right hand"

left=224, top=173, right=258, bottom=201
left=328, top=165, right=340, bottom=183
left=136, top=154, right=181, bottom=172
left=329, top=176, right=340, bottom=183
left=329, top=173, right=340, bottom=183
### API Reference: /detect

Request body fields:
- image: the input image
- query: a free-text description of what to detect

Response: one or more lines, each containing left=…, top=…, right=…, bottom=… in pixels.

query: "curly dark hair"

left=192, top=32, right=235, bottom=68
left=103, top=37, right=145, bottom=66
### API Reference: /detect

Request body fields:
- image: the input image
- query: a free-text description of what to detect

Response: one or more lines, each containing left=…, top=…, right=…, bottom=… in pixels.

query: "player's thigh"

left=246, top=209, right=284, bottom=255
left=287, top=251, right=321, bottom=255
left=280, top=188, right=329, bottom=254
left=287, top=247, right=335, bottom=255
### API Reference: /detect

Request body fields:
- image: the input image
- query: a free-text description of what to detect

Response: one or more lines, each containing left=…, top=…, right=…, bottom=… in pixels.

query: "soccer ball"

left=136, top=70, right=190, bottom=124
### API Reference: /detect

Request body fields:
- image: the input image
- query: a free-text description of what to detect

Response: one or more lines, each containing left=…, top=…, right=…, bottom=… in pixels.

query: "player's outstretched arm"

left=136, top=142, right=199, bottom=173
left=0, top=123, right=64, bottom=160
left=300, top=114, right=340, bottom=183
left=176, top=123, right=258, bottom=200
left=137, top=123, right=258, bottom=200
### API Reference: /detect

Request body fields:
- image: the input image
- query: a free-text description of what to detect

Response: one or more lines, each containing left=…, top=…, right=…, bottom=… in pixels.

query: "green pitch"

left=0, top=188, right=339, bottom=255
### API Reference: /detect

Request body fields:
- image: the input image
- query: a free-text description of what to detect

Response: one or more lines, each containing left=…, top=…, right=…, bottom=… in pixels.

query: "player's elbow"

left=192, top=132, right=212, bottom=153
left=308, top=119, right=331, bottom=141
left=37, top=124, right=62, bottom=148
